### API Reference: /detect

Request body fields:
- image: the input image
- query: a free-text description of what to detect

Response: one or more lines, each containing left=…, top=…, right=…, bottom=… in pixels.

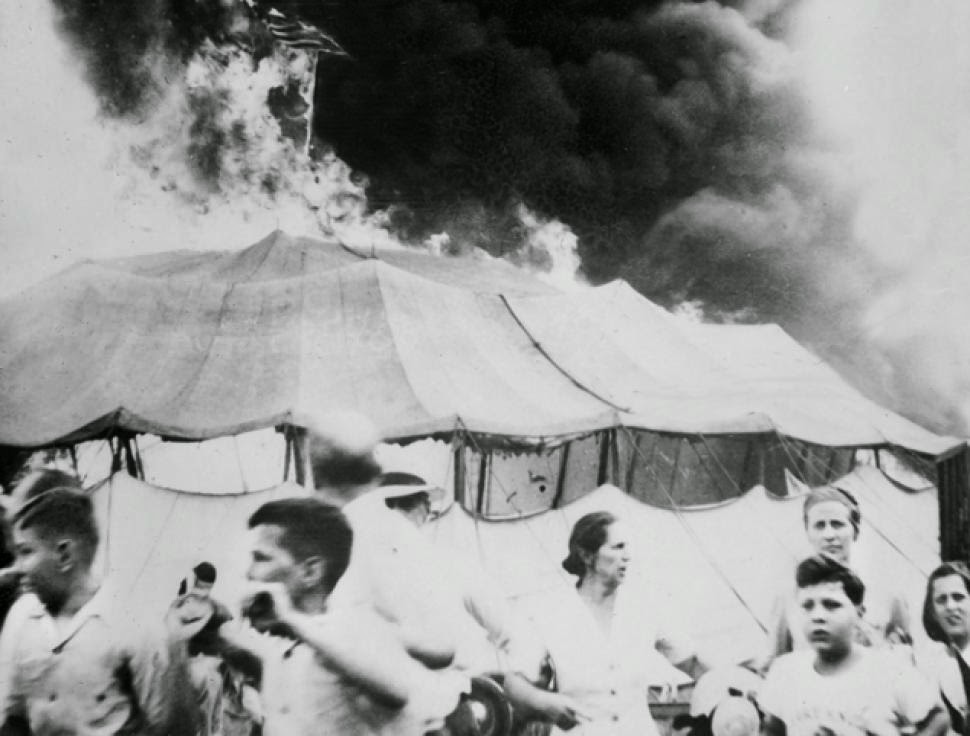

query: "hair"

left=308, top=438, right=382, bottom=488
left=922, top=561, right=970, bottom=643
left=305, top=411, right=382, bottom=489
left=802, top=486, right=862, bottom=536
left=193, top=561, right=217, bottom=585
left=795, top=554, right=865, bottom=606
left=248, top=498, right=353, bottom=594
left=562, top=511, right=617, bottom=580
left=9, top=468, right=82, bottom=505
left=13, top=488, right=99, bottom=563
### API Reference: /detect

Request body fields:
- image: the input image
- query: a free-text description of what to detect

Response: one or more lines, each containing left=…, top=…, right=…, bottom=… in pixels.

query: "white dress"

left=516, top=587, right=692, bottom=736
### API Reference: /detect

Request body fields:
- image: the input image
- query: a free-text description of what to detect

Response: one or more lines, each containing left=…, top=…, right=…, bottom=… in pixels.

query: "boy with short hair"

left=220, top=497, right=463, bottom=736
left=760, top=555, right=948, bottom=736
left=0, top=488, right=198, bottom=736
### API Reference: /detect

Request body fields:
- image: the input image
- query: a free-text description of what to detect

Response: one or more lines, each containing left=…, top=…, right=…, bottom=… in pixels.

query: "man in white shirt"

left=760, top=555, right=948, bottom=736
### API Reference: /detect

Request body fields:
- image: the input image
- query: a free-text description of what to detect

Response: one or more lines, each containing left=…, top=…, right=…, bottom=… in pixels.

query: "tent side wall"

left=454, top=430, right=862, bottom=518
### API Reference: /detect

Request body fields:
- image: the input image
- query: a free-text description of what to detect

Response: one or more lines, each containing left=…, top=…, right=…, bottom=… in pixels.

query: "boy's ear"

left=55, top=538, right=75, bottom=570
left=300, top=556, right=326, bottom=588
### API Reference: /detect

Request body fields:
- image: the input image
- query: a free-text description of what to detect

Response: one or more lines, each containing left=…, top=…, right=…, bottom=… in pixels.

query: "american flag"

left=246, top=2, right=348, bottom=56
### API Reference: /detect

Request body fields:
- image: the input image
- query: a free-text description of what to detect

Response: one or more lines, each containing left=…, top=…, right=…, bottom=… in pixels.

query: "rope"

left=498, top=295, right=629, bottom=413
left=130, top=486, right=182, bottom=593
left=692, top=434, right=801, bottom=564
left=619, top=425, right=769, bottom=633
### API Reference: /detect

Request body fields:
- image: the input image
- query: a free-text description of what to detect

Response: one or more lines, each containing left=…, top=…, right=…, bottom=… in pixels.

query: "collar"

left=28, top=581, right=113, bottom=649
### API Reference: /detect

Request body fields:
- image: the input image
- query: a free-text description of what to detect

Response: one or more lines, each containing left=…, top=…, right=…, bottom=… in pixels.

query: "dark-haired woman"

left=919, top=562, right=970, bottom=735
left=505, top=511, right=708, bottom=736
left=763, top=485, right=911, bottom=667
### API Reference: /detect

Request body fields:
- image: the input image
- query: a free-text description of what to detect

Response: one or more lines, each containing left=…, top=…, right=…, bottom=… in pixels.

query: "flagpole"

left=305, top=50, right=319, bottom=158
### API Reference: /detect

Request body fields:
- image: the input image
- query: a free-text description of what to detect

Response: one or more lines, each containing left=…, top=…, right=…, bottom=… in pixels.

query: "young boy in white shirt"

left=760, top=554, right=948, bottom=736
left=219, top=497, right=463, bottom=736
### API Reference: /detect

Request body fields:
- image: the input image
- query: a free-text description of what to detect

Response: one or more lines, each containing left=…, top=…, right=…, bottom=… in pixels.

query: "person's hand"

left=539, top=692, right=593, bottom=730
left=165, top=592, right=214, bottom=643
left=239, top=582, right=299, bottom=638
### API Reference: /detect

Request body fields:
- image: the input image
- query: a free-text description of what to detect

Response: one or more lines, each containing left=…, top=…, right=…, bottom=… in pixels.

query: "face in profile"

left=588, top=521, right=631, bottom=588
left=931, top=574, right=970, bottom=645
left=13, top=524, right=68, bottom=612
left=246, top=524, right=303, bottom=603
left=805, top=501, right=855, bottom=563
left=797, top=581, right=859, bottom=658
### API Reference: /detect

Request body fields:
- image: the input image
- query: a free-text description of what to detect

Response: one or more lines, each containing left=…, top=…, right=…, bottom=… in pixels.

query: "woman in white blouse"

left=504, top=511, right=707, bottom=736
left=920, top=561, right=970, bottom=735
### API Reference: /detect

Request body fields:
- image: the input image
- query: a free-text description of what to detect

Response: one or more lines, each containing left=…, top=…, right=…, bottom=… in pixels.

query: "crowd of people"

left=0, top=412, right=966, bottom=736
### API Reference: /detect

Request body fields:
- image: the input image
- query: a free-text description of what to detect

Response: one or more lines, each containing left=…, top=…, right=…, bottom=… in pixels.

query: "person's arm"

left=389, top=621, right=455, bottom=670
left=128, top=602, right=208, bottom=736
left=656, top=624, right=711, bottom=681
left=886, top=593, right=913, bottom=645
left=258, top=583, right=414, bottom=708
left=503, top=672, right=591, bottom=731
left=287, top=608, right=412, bottom=708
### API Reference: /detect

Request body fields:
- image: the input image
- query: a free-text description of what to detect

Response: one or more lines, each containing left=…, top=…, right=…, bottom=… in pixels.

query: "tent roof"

left=0, top=231, right=961, bottom=456
left=508, top=281, right=960, bottom=454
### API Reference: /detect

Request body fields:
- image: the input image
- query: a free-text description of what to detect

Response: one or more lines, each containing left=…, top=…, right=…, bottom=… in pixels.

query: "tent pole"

left=475, top=450, right=488, bottom=518
left=453, top=436, right=465, bottom=505
left=301, top=430, right=314, bottom=491
left=552, top=442, right=571, bottom=509
left=282, top=431, right=291, bottom=482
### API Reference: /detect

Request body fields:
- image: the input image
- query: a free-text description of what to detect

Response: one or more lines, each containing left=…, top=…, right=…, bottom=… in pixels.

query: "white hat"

left=377, top=472, right=446, bottom=504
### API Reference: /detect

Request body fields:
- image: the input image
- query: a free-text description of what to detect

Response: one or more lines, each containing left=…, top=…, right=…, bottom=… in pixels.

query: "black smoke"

left=295, top=0, right=849, bottom=319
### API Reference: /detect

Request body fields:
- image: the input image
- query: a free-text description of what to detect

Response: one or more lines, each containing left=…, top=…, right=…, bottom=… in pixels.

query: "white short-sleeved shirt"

left=760, top=649, right=940, bottom=736
left=516, top=588, right=693, bottom=736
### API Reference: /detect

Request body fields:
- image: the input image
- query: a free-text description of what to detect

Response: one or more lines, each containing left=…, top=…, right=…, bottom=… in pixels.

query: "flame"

left=0, top=0, right=398, bottom=298
left=513, top=204, right=587, bottom=291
